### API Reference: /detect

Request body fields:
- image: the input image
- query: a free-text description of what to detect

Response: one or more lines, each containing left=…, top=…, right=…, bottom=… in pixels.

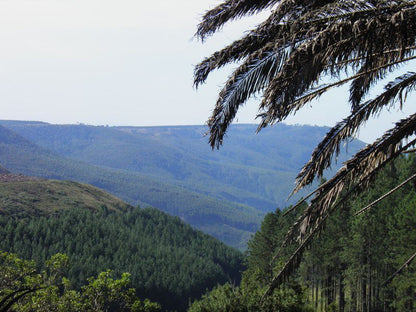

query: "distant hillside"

left=0, top=121, right=366, bottom=249
left=0, top=125, right=261, bottom=249
left=0, top=174, right=244, bottom=311
left=0, top=121, right=366, bottom=208
left=0, top=165, right=10, bottom=174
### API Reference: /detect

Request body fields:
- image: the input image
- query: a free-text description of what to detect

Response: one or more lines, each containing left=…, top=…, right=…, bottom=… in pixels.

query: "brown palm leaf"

left=196, top=0, right=416, bottom=293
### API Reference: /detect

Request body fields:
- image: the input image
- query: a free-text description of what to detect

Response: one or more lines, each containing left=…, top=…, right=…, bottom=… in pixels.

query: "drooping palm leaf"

left=194, top=0, right=391, bottom=88
left=208, top=49, right=288, bottom=148
left=196, top=0, right=416, bottom=293
left=260, top=9, right=416, bottom=123
left=285, top=113, right=416, bottom=252
left=196, top=0, right=280, bottom=41
left=201, top=1, right=416, bottom=148
left=295, top=71, right=416, bottom=193
left=268, top=131, right=416, bottom=293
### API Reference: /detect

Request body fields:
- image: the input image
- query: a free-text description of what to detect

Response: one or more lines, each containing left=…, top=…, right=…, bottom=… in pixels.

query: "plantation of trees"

left=0, top=207, right=244, bottom=311
left=190, top=155, right=416, bottom=311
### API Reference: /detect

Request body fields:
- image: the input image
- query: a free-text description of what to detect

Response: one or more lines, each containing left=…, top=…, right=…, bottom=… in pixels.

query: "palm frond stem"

left=355, top=172, right=416, bottom=216
left=382, top=251, right=416, bottom=286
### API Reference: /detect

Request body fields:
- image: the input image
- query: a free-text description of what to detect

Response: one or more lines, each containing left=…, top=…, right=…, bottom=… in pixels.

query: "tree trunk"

left=361, top=278, right=367, bottom=312
left=338, top=274, right=345, bottom=312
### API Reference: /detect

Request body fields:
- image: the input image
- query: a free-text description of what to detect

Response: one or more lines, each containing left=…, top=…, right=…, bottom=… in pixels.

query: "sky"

left=0, top=0, right=414, bottom=143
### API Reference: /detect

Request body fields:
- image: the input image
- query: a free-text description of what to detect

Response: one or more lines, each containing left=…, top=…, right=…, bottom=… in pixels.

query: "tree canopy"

left=195, top=0, right=416, bottom=294
left=0, top=252, right=161, bottom=312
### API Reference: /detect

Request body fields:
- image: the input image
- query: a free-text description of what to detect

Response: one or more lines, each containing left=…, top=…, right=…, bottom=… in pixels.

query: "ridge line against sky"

left=0, top=0, right=413, bottom=144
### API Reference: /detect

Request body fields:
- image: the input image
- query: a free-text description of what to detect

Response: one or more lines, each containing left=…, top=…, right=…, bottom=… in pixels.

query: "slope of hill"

left=0, top=125, right=261, bottom=249
left=0, top=175, right=244, bottom=311
left=0, top=178, right=131, bottom=215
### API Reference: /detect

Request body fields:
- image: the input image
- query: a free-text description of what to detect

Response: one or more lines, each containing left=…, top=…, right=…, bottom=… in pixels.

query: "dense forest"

left=1, top=154, right=415, bottom=311
left=0, top=206, right=244, bottom=311
left=190, top=155, right=416, bottom=311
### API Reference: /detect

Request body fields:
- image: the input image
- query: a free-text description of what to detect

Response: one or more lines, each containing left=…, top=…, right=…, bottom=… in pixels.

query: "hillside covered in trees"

left=3, top=157, right=415, bottom=311
left=0, top=176, right=244, bottom=311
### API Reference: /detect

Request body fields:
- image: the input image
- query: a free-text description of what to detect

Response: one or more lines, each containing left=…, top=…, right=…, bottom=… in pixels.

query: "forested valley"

left=0, top=205, right=244, bottom=311
left=1, top=153, right=415, bottom=311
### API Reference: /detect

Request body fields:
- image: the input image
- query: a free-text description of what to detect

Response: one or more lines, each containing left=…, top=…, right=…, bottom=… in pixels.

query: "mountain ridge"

left=0, top=121, right=366, bottom=249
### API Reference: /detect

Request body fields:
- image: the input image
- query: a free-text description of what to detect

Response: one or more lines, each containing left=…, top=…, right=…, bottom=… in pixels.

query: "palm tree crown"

left=195, top=0, right=416, bottom=293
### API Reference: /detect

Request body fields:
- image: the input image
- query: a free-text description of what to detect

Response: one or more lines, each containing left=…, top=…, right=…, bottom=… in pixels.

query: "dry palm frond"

left=202, top=1, right=416, bottom=149
left=208, top=51, right=285, bottom=148
left=196, top=0, right=416, bottom=292
left=194, top=0, right=398, bottom=88
left=273, top=115, right=416, bottom=272
left=258, top=58, right=416, bottom=132
left=196, top=0, right=347, bottom=41
left=299, top=113, right=416, bottom=234
left=196, top=0, right=280, bottom=41
left=294, top=71, right=416, bottom=193
left=260, top=10, right=416, bottom=123
left=268, top=136, right=416, bottom=292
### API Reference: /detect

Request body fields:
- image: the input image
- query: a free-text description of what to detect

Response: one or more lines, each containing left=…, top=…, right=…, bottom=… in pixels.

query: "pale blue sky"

left=0, top=0, right=413, bottom=144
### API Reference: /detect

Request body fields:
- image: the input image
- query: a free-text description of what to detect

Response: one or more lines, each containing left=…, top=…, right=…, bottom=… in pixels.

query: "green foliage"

left=0, top=207, right=244, bottom=311
left=0, top=252, right=160, bottom=312
left=190, top=206, right=312, bottom=312
left=188, top=279, right=312, bottom=312
left=246, top=206, right=301, bottom=284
